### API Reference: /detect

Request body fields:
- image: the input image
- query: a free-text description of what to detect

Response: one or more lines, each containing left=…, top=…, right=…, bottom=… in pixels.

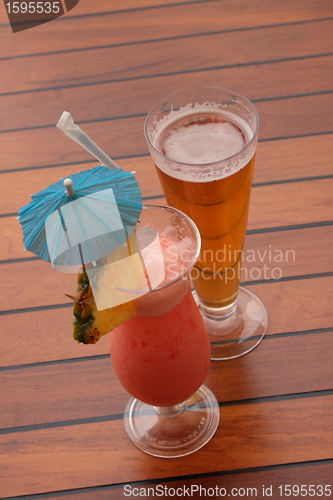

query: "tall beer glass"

left=144, top=86, right=268, bottom=360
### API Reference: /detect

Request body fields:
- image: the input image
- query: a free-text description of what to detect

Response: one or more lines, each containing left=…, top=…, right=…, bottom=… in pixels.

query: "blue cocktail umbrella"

left=18, top=165, right=143, bottom=267
left=18, top=112, right=143, bottom=269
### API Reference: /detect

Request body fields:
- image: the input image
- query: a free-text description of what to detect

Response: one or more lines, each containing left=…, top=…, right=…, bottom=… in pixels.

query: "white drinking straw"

left=56, top=111, right=120, bottom=170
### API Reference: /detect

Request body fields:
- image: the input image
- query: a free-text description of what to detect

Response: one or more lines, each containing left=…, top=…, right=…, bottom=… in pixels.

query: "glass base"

left=124, top=385, right=220, bottom=458
left=194, top=287, right=268, bottom=361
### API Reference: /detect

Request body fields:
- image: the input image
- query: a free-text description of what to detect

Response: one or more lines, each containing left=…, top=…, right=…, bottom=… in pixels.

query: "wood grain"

left=47, top=463, right=333, bottom=500
left=2, top=177, right=333, bottom=309
left=1, top=331, right=333, bottom=429
left=1, top=22, right=332, bottom=95
left=1, top=172, right=332, bottom=268
left=1, top=395, right=332, bottom=497
left=1, top=0, right=332, bottom=58
left=248, top=178, right=333, bottom=229
left=1, top=134, right=333, bottom=217
left=1, top=93, right=333, bottom=172
left=3, top=215, right=333, bottom=280
left=1, top=275, right=333, bottom=367
left=1, top=0, right=332, bottom=496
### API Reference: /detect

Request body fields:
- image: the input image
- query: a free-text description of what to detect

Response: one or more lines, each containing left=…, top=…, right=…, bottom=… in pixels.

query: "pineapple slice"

left=67, top=268, right=135, bottom=344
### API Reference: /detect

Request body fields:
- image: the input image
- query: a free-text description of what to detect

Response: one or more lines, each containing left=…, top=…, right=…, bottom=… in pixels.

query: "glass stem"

left=153, top=402, right=186, bottom=417
left=200, top=297, right=237, bottom=321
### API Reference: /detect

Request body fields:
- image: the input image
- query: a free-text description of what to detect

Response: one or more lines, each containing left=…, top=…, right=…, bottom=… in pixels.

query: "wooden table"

left=1, top=0, right=333, bottom=498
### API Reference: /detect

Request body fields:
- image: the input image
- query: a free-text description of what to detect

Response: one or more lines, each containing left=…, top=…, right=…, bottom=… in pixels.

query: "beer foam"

left=161, top=119, right=245, bottom=165
left=150, top=105, right=257, bottom=183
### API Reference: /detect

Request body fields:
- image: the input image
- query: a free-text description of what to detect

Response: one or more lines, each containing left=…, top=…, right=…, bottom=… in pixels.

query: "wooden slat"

left=0, top=306, right=107, bottom=368
left=253, top=134, right=333, bottom=184
left=1, top=23, right=332, bottom=96
left=243, top=225, right=333, bottom=279
left=1, top=331, right=333, bottom=429
left=0, top=0, right=204, bottom=24
left=1, top=395, right=332, bottom=497
left=1, top=276, right=332, bottom=367
left=1, top=54, right=332, bottom=136
left=248, top=178, right=333, bottom=229
left=1, top=134, right=333, bottom=217
left=51, top=463, right=333, bottom=500
left=1, top=94, right=333, bottom=172
left=1, top=0, right=332, bottom=58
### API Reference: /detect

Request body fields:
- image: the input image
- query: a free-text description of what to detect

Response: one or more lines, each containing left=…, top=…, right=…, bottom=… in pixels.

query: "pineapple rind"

left=68, top=268, right=135, bottom=344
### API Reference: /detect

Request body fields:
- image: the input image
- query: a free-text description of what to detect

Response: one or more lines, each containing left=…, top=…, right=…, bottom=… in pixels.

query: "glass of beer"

left=144, top=86, right=268, bottom=360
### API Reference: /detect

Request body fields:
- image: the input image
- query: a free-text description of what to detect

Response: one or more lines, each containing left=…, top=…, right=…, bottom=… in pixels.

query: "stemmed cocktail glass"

left=110, top=205, right=220, bottom=457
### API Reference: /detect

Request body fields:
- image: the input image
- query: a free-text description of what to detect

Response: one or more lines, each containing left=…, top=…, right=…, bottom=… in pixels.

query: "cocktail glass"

left=144, top=86, right=268, bottom=360
left=110, top=205, right=220, bottom=458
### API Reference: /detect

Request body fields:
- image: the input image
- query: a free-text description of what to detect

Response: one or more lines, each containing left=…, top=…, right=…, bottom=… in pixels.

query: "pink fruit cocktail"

left=111, top=281, right=210, bottom=407
left=109, top=205, right=219, bottom=458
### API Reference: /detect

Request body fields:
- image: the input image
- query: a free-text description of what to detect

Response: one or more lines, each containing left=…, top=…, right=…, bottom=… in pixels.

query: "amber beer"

left=144, top=87, right=259, bottom=318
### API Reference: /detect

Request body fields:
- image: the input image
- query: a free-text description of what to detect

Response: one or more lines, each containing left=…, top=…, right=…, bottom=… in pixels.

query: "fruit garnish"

left=67, top=267, right=135, bottom=344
